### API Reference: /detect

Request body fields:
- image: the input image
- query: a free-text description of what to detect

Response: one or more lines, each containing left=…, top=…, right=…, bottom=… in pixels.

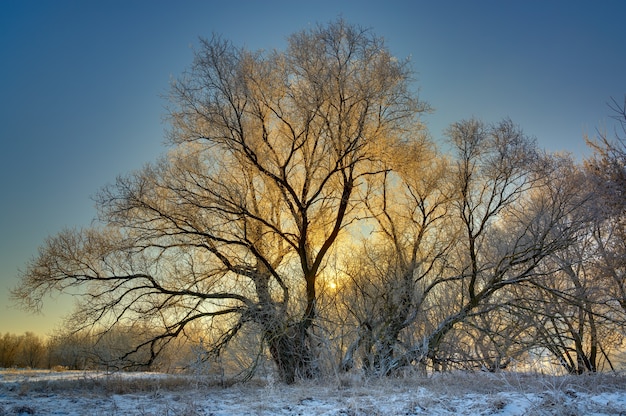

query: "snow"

left=1, top=369, right=625, bottom=415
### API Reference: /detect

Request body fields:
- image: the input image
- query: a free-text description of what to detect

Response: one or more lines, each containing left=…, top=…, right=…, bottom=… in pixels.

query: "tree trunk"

left=266, top=323, right=316, bottom=383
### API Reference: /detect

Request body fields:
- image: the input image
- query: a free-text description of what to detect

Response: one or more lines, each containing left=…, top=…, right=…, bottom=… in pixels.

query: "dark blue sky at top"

left=1, top=0, right=625, bottom=335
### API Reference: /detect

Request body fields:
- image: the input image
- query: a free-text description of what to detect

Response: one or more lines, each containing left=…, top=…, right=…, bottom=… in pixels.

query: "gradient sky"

left=1, top=0, right=625, bottom=336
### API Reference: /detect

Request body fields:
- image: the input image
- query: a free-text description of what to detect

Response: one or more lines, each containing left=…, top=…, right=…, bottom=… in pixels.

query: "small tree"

left=0, top=333, right=21, bottom=368
left=47, top=328, right=92, bottom=370
left=17, top=332, right=45, bottom=368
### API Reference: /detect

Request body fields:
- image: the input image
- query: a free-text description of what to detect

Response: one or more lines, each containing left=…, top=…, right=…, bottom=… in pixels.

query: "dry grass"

left=5, top=369, right=626, bottom=396
left=0, top=371, right=223, bottom=396
left=321, top=370, right=626, bottom=397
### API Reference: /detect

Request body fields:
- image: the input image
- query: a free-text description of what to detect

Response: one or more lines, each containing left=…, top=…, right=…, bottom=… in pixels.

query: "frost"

left=1, top=369, right=625, bottom=415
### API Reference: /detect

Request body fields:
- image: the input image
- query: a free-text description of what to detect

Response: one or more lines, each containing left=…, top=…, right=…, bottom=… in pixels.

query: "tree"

left=0, top=332, right=46, bottom=369
left=47, top=328, right=92, bottom=370
left=336, top=138, right=453, bottom=376
left=12, top=20, right=428, bottom=383
left=585, top=95, right=626, bottom=316
left=418, top=119, right=585, bottom=369
left=0, top=332, right=21, bottom=368
left=585, top=96, right=626, bottom=218
left=17, top=332, right=46, bottom=368
left=330, top=119, right=586, bottom=375
left=530, top=94, right=626, bottom=373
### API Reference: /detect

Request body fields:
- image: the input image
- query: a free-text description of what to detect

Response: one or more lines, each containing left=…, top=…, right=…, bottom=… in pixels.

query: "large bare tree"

left=13, top=20, right=428, bottom=383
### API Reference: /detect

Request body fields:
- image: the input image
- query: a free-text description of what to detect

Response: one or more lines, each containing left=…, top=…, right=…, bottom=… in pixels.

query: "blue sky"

left=1, top=0, right=625, bottom=336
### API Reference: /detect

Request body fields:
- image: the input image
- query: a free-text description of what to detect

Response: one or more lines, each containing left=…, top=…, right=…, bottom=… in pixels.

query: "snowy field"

left=1, top=369, right=626, bottom=415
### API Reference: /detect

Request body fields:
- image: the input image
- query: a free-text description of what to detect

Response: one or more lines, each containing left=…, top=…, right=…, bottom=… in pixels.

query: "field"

left=1, top=369, right=626, bottom=415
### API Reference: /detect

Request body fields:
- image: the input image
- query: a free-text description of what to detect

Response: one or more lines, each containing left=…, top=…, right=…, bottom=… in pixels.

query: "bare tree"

left=0, top=333, right=22, bottom=368
left=511, top=226, right=624, bottom=374
left=47, top=328, right=92, bottom=370
left=523, top=94, right=626, bottom=373
left=12, top=20, right=427, bottom=383
left=0, top=332, right=46, bottom=369
left=585, top=95, right=626, bottom=315
left=18, top=332, right=46, bottom=368
left=585, top=96, right=626, bottom=218
left=336, top=139, right=454, bottom=376
left=331, top=119, right=585, bottom=375
left=457, top=310, right=534, bottom=372
left=418, top=119, right=585, bottom=369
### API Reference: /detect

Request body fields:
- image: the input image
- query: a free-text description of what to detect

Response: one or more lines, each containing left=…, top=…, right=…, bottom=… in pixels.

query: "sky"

left=1, top=0, right=625, bottom=337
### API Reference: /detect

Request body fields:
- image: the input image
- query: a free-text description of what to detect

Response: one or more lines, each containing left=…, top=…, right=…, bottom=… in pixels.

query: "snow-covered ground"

left=1, top=369, right=626, bottom=415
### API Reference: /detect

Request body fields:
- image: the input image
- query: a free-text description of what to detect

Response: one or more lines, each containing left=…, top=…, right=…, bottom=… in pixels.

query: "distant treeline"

left=0, top=328, right=206, bottom=372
